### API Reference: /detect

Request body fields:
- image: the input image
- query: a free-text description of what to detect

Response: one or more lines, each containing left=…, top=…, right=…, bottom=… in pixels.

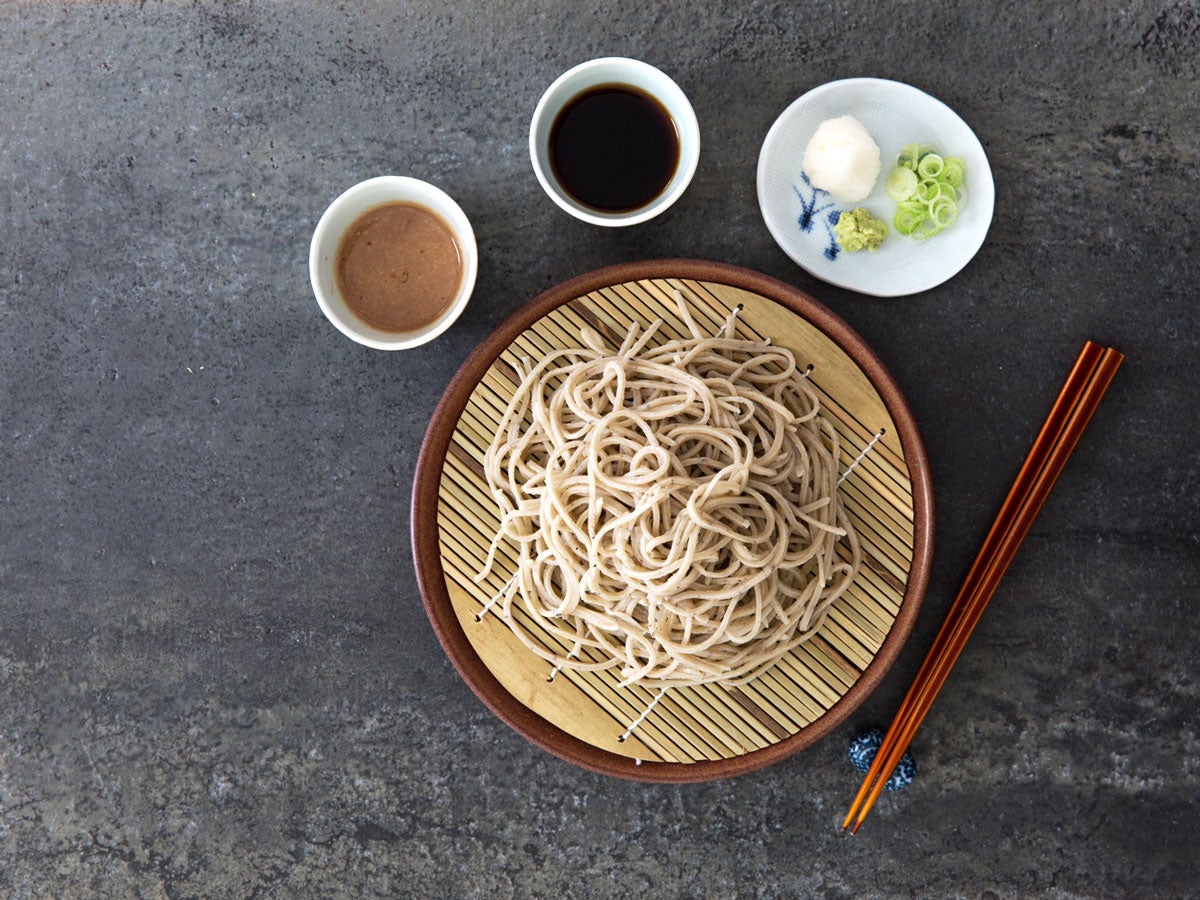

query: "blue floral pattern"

left=792, top=172, right=844, bottom=261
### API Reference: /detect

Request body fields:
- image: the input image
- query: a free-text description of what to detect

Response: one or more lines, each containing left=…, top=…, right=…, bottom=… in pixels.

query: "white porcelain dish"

left=757, top=78, right=994, bottom=297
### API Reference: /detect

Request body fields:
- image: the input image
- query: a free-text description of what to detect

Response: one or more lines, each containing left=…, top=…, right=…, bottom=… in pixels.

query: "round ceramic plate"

left=757, top=78, right=994, bottom=297
left=411, top=260, right=934, bottom=782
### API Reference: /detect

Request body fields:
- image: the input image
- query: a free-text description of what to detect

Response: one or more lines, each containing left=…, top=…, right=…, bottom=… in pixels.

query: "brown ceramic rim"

left=411, top=259, right=934, bottom=782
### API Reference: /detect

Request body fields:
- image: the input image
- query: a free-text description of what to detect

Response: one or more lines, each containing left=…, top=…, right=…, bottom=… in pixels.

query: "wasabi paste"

left=833, top=207, right=888, bottom=252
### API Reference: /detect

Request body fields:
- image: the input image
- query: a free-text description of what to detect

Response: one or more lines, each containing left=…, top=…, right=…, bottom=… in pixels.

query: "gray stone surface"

left=1, top=0, right=1197, bottom=896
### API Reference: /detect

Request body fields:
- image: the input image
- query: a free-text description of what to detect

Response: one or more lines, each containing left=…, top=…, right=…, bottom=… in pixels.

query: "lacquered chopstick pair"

left=842, top=340, right=1124, bottom=834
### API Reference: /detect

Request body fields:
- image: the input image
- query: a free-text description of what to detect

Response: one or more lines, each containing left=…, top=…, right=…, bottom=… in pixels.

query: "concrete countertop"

left=1, top=1, right=1196, bottom=896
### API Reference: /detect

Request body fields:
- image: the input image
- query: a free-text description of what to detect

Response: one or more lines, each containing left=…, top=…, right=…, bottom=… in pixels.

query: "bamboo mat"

left=435, top=277, right=916, bottom=765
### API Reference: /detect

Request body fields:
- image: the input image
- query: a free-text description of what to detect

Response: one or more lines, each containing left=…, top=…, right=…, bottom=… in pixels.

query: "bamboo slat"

left=435, top=278, right=918, bottom=764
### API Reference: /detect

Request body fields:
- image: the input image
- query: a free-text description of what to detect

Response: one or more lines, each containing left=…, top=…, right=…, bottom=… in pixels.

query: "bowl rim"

left=411, top=258, right=934, bottom=782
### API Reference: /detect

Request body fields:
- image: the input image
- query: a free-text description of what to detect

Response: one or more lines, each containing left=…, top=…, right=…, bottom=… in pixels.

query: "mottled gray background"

left=1, top=0, right=1197, bottom=897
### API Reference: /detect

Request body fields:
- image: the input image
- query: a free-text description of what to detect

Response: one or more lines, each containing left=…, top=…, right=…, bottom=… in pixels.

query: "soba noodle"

left=476, top=293, right=861, bottom=688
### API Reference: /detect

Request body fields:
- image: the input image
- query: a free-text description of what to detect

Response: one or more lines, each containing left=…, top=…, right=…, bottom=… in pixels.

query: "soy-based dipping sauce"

left=335, top=201, right=463, bottom=334
left=550, top=84, right=680, bottom=212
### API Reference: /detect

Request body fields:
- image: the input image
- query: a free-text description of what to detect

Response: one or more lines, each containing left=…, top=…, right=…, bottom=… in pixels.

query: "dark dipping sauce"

left=335, top=201, right=463, bottom=334
left=549, top=84, right=680, bottom=213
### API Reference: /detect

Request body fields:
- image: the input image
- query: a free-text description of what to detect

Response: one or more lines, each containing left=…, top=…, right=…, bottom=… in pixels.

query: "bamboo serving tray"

left=412, top=260, right=934, bottom=782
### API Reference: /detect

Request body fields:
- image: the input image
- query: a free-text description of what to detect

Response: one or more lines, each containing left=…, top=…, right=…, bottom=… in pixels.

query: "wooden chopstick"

left=856, top=343, right=1107, bottom=736
left=842, top=343, right=1123, bottom=832
left=877, top=343, right=1105, bottom=720
left=842, top=341, right=1124, bottom=833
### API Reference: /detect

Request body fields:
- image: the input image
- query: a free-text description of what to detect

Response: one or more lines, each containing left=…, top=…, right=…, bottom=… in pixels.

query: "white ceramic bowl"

left=309, top=176, right=478, bottom=349
left=529, top=57, right=700, bottom=227
left=757, top=78, right=994, bottom=297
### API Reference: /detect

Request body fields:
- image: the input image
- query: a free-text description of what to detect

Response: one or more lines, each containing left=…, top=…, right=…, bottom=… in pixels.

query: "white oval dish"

left=757, top=78, right=994, bottom=297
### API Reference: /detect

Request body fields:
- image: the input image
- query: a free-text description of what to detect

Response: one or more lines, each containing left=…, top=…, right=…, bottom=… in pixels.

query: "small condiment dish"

left=309, top=176, right=478, bottom=350
left=529, top=57, right=700, bottom=227
left=757, top=78, right=994, bottom=297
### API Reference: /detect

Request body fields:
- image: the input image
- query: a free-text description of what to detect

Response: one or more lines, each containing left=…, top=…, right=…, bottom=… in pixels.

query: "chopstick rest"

left=841, top=341, right=1123, bottom=833
left=848, top=729, right=916, bottom=791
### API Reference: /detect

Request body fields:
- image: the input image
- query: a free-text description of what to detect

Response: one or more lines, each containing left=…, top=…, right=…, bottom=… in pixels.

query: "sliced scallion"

left=916, top=178, right=942, bottom=203
left=917, top=153, right=945, bottom=179
left=941, top=156, right=966, bottom=188
left=928, top=197, right=957, bottom=228
left=888, top=143, right=966, bottom=241
left=897, top=143, right=936, bottom=172
left=893, top=202, right=926, bottom=235
left=885, top=166, right=918, bottom=201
